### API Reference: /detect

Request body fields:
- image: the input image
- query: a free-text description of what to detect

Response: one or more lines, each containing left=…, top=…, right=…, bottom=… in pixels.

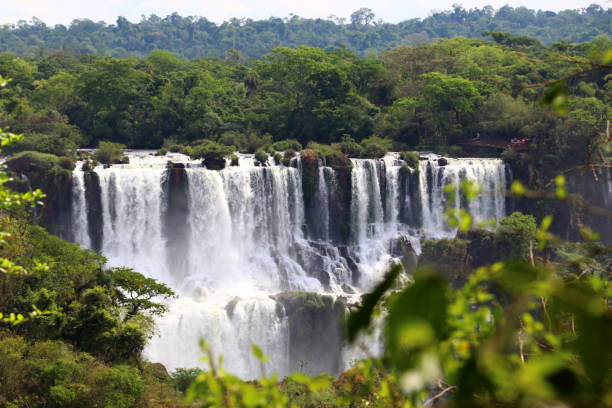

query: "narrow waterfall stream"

left=69, top=152, right=509, bottom=379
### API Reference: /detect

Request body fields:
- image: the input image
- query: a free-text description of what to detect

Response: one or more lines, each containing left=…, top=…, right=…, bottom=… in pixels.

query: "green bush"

left=6, top=150, right=72, bottom=180
left=332, top=135, right=362, bottom=156
left=218, top=131, right=247, bottom=150
left=93, top=141, right=126, bottom=165
left=273, top=152, right=282, bottom=165
left=162, top=139, right=187, bottom=153
left=244, top=133, right=272, bottom=153
left=272, top=139, right=302, bottom=152
left=169, top=144, right=186, bottom=153
left=254, top=149, right=268, bottom=165
left=0, top=331, right=154, bottom=408
left=305, top=142, right=349, bottom=167
left=58, top=155, right=75, bottom=170
left=3, top=124, right=85, bottom=157
left=190, top=141, right=234, bottom=170
left=360, top=136, right=392, bottom=158
left=156, top=147, right=168, bottom=156
left=282, top=149, right=296, bottom=166
left=229, top=154, right=239, bottom=166
left=0, top=222, right=171, bottom=364
left=400, top=151, right=420, bottom=169
left=171, top=368, right=202, bottom=393
left=419, top=238, right=469, bottom=280
left=495, top=211, right=537, bottom=259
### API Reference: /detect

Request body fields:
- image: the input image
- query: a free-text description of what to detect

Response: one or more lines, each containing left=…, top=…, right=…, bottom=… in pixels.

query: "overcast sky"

left=2, top=0, right=609, bottom=26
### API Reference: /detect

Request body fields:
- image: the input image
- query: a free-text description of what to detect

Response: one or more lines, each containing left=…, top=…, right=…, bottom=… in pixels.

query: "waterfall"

left=96, top=165, right=169, bottom=282
left=418, top=155, right=506, bottom=238
left=71, top=166, right=90, bottom=248
left=180, top=164, right=320, bottom=293
left=69, top=151, right=509, bottom=379
left=146, top=295, right=290, bottom=380
left=316, top=165, right=332, bottom=242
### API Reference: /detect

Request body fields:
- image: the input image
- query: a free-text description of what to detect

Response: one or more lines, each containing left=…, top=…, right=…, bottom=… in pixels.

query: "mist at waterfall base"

left=69, top=152, right=509, bottom=379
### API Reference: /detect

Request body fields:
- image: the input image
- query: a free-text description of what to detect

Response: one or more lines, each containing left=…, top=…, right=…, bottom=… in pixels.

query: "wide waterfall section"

left=69, top=151, right=509, bottom=379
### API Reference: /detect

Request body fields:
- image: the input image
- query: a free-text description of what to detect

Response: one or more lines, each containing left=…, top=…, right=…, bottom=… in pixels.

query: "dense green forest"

left=1, top=5, right=610, bottom=59
left=0, top=34, right=610, bottom=174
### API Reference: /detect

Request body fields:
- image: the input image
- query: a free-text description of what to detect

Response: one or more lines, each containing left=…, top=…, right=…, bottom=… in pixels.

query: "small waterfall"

left=146, top=296, right=289, bottom=379
left=351, top=159, right=386, bottom=288
left=418, top=155, right=506, bottom=238
left=383, top=154, right=401, bottom=227
left=71, top=167, right=90, bottom=248
left=96, top=165, right=168, bottom=282
left=316, top=166, right=332, bottom=242
left=68, top=151, right=510, bottom=379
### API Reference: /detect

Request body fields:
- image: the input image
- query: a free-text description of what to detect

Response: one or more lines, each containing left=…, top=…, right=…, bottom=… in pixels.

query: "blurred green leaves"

left=542, top=81, right=569, bottom=116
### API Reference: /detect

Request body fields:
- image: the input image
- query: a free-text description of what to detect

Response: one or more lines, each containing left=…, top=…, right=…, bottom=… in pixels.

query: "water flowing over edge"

left=69, top=152, right=509, bottom=379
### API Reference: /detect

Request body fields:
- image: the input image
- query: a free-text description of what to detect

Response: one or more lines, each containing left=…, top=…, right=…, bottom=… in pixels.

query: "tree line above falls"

left=0, top=5, right=611, bottom=59
left=0, top=33, right=609, bottom=176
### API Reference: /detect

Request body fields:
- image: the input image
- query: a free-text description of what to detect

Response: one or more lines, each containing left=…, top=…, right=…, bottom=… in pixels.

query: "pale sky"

left=1, top=0, right=609, bottom=26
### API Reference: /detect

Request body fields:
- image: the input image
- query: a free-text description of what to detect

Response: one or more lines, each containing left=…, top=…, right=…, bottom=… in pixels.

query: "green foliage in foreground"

left=0, top=330, right=185, bottom=407
left=0, top=219, right=182, bottom=407
left=0, top=220, right=175, bottom=362
left=179, top=185, right=610, bottom=407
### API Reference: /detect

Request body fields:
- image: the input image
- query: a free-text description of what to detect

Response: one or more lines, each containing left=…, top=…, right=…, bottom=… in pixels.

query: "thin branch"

left=509, top=189, right=612, bottom=219
left=543, top=164, right=612, bottom=187
left=424, top=385, right=457, bottom=406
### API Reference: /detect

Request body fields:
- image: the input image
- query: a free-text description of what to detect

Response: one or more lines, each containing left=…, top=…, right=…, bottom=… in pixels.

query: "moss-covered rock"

left=274, top=291, right=346, bottom=375
left=400, top=151, right=420, bottom=169
left=419, top=238, right=469, bottom=285
left=327, top=152, right=352, bottom=243
left=398, top=164, right=421, bottom=228
left=300, top=149, right=319, bottom=212
left=5, top=151, right=73, bottom=232
left=390, top=235, right=418, bottom=272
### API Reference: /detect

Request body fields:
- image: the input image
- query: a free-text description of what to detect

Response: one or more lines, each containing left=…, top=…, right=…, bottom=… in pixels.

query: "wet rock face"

left=438, top=157, right=449, bottom=166
left=300, top=149, right=319, bottom=215
left=328, top=156, right=353, bottom=244
left=167, top=161, right=186, bottom=169
left=274, top=291, right=346, bottom=375
left=83, top=171, right=103, bottom=252
left=301, top=150, right=353, bottom=246
left=163, top=167, right=190, bottom=276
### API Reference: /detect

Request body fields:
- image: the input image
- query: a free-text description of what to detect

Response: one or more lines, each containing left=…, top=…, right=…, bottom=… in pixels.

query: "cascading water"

left=71, top=166, right=90, bottom=248
left=69, top=151, right=509, bottom=379
left=419, top=155, right=507, bottom=239
left=96, top=165, right=168, bottom=282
